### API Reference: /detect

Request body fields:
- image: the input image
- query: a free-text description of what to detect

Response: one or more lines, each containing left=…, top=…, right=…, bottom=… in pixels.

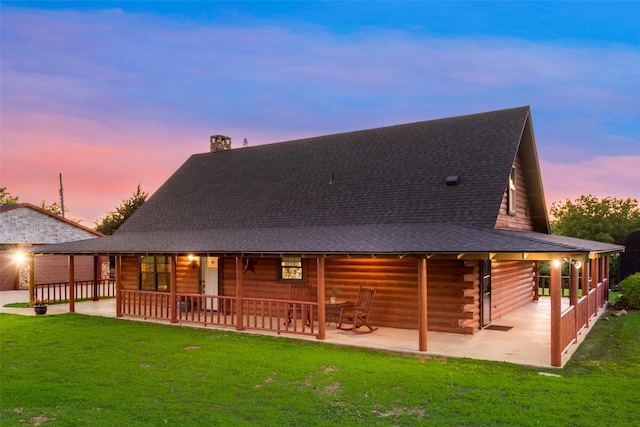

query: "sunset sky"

left=1, top=1, right=639, bottom=226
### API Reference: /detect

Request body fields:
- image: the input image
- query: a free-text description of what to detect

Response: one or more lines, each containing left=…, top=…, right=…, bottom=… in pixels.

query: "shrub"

left=617, top=272, right=640, bottom=309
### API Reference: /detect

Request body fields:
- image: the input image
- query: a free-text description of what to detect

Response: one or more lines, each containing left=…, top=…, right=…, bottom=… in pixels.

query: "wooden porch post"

left=591, top=256, right=599, bottom=289
left=582, top=259, right=590, bottom=327
left=569, top=260, right=579, bottom=343
left=550, top=258, right=562, bottom=367
left=235, top=256, right=244, bottom=331
left=29, top=254, right=35, bottom=305
left=604, top=255, right=610, bottom=296
left=418, top=257, right=428, bottom=352
left=533, top=261, right=540, bottom=301
left=604, top=256, right=608, bottom=301
left=93, top=256, right=100, bottom=301
left=569, top=260, right=579, bottom=306
left=317, top=257, right=326, bottom=340
left=116, top=256, right=122, bottom=318
left=599, top=257, right=605, bottom=303
left=170, top=255, right=177, bottom=324
left=69, top=255, right=75, bottom=313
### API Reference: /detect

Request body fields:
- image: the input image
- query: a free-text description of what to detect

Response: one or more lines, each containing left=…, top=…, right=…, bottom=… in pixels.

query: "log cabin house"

left=33, top=106, right=623, bottom=366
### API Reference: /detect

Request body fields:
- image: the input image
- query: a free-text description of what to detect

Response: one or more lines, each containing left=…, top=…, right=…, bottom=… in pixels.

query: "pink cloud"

left=540, top=155, right=640, bottom=208
left=0, top=111, right=300, bottom=226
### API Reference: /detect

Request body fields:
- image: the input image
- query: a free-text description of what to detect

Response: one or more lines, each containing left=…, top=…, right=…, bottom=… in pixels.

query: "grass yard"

left=1, top=312, right=639, bottom=426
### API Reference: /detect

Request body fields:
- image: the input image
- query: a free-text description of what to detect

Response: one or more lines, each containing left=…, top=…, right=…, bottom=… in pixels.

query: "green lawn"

left=1, top=312, right=639, bottom=426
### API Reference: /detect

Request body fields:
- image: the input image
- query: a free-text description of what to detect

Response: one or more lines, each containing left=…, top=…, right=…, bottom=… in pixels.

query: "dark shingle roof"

left=31, top=106, right=623, bottom=256
left=120, top=106, right=530, bottom=233
left=33, top=223, right=623, bottom=255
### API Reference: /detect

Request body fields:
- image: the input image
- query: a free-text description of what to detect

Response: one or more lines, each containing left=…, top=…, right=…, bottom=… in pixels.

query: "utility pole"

left=59, top=173, right=65, bottom=218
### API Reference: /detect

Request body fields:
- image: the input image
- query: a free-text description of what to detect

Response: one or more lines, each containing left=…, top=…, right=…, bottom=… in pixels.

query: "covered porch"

left=24, top=249, right=614, bottom=368
left=1, top=290, right=605, bottom=368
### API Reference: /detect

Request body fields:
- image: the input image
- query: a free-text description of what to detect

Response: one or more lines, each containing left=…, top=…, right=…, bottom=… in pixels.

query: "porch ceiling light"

left=11, top=251, right=27, bottom=265
left=574, top=261, right=582, bottom=269
left=188, top=254, right=199, bottom=269
left=552, top=259, right=562, bottom=268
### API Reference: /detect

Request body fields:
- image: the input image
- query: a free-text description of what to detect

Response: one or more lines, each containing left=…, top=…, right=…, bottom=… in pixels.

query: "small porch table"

left=325, top=300, right=352, bottom=325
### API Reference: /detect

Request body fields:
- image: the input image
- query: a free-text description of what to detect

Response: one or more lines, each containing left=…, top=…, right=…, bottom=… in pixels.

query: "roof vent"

left=445, top=175, right=460, bottom=186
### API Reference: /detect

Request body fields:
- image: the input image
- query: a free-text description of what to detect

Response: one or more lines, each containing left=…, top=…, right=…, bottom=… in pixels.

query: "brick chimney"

left=210, top=135, right=232, bottom=152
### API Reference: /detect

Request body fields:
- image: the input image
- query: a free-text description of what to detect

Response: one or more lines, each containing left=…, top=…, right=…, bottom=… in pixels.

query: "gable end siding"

left=0, top=207, right=98, bottom=244
left=495, top=153, right=534, bottom=231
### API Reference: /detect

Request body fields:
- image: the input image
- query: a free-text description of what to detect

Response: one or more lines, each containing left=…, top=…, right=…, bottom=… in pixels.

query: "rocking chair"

left=337, top=287, right=378, bottom=333
left=286, top=284, right=311, bottom=325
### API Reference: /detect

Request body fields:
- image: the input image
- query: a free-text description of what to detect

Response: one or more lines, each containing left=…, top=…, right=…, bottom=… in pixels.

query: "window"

left=508, top=166, right=517, bottom=215
left=280, top=257, right=303, bottom=281
left=140, top=256, right=171, bottom=292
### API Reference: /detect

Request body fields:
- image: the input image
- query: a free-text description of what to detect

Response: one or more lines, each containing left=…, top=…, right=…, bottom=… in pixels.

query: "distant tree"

left=0, top=187, right=19, bottom=205
left=40, top=200, right=64, bottom=216
left=39, top=200, right=82, bottom=223
left=550, top=195, right=640, bottom=245
left=550, top=195, right=640, bottom=286
left=94, top=184, right=148, bottom=235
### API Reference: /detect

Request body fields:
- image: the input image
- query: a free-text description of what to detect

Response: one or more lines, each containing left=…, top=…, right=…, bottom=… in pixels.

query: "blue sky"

left=1, top=1, right=639, bottom=224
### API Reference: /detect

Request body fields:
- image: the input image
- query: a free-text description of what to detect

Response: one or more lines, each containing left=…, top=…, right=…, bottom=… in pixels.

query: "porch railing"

left=559, top=279, right=608, bottom=355
left=120, top=290, right=172, bottom=320
left=118, top=290, right=318, bottom=338
left=175, top=294, right=237, bottom=327
left=34, top=280, right=116, bottom=304
left=560, top=305, right=577, bottom=351
left=241, top=296, right=317, bottom=336
left=537, top=276, right=592, bottom=297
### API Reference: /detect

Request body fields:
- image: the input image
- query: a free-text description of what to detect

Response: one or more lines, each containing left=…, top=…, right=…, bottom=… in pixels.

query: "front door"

left=201, top=257, right=219, bottom=311
left=481, top=260, right=492, bottom=327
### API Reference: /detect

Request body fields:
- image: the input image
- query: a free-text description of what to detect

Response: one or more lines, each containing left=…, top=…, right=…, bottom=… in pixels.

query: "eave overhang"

left=29, top=223, right=624, bottom=261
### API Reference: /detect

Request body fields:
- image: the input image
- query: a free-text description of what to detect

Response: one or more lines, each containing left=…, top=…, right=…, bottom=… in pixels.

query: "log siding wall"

left=324, top=258, right=420, bottom=330
left=427, top=260, right=480, bottom=334
left=221, top=257, right=479, bottom=334
left=120, top=256, right=139, bottom=290
left=490, top=260, right=536, bottom=320
left=495, top=153, right=535, bottom=231
left=177, top=258, right=200, bottom=294
left=119, top=255, right=548, bottom=335
left=221, top=257, right=318, bottom=301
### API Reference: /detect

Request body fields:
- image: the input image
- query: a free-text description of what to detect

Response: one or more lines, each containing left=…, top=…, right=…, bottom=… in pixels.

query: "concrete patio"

left=1, top=290, right=603, bottom=368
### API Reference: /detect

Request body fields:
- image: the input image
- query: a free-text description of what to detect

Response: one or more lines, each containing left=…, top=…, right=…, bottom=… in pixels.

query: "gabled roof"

left=122, top=106, right=534, bottom=232
left=31, top=106, right=622, bottom=257
left=0, top=203, right=102, bottom=245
